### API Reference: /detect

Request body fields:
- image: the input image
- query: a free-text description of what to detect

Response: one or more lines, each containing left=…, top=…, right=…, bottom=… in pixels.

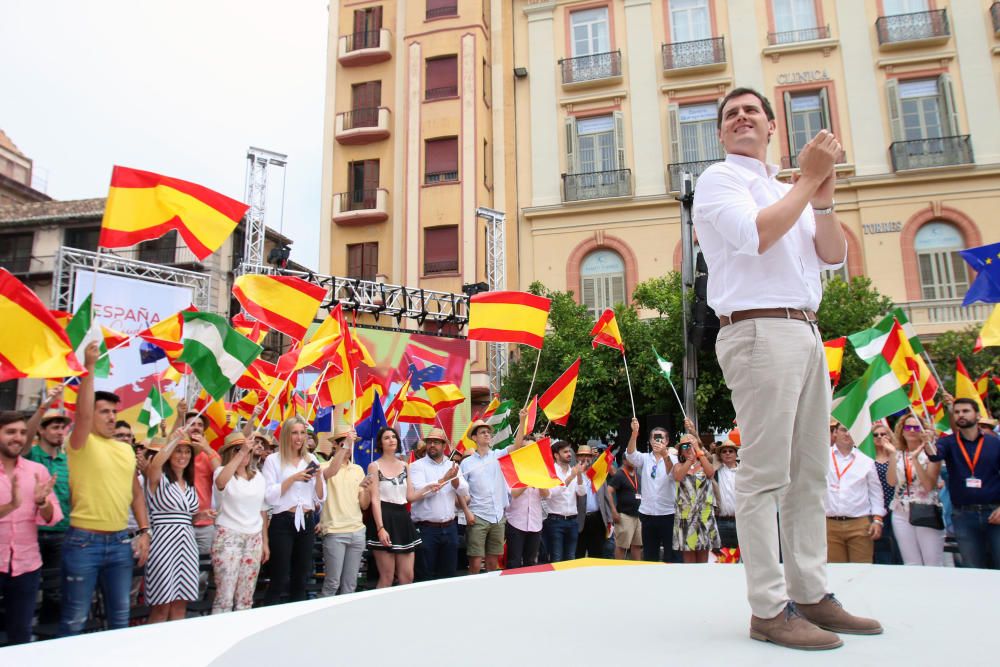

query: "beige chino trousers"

left=716, top=318, right=830, bottom=618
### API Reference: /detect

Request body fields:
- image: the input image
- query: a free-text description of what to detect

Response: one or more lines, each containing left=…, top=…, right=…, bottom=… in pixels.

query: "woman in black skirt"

left=366, top=427, right=438, bottom=587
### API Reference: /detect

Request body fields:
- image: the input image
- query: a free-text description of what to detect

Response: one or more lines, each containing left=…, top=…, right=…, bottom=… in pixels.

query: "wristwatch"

left=813, top=200, right=835, bottom=215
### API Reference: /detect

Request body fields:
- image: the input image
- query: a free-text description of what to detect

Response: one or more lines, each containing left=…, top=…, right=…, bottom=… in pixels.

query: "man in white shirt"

left=624, top=418, right=677, bottom=563
left=694, top=87, right=880, bottom=650
left=542, top=440, right=586, bottom=563
left=410, top=428, right=468, bottom=581
left=826, top=422, right=885, bottom=564
left=712, top=437, right=739, bottom=552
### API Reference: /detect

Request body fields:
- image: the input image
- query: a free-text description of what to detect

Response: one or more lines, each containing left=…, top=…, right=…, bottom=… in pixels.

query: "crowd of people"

left=1, top=341, right=998, bottom=647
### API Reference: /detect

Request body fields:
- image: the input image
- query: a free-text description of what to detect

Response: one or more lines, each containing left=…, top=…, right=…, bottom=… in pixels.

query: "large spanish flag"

left=538, top=357, right=581, bottom=426
left=590, top=308, right=624, bottom=352
left=955, top=357, right=989, bottom=418
left=275, top=311, right=343, bottom=375
left=824, top=337, right=846, bottom=386
left=0, top=269, right=85, bottom=382
left=397, top=396, right=437, bottom=425
left=232, top=274, right=327, bottom=341
left=99, top=166, right=248, bottom=260
left=498, top=437, right=563, bottom=489
left=585, top=446, right=614, bottom=493
left=467, top=291, right=551, bottom=349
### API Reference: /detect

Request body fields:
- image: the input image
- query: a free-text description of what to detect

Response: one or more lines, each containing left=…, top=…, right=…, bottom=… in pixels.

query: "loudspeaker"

left=689, top=251, right=720, bottom=351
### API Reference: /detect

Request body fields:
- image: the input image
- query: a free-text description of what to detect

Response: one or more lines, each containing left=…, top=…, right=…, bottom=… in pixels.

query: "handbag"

left=908, top=502, right=944, bottom=530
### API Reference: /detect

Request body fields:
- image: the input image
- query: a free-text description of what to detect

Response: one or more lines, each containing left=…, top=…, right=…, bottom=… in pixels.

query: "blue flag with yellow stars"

left=354, top=391, right=387, bottom=470
left=959, top=242, right=1000, bottom=306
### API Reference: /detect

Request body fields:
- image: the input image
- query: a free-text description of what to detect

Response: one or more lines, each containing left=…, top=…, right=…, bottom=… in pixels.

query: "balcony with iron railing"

left=559, top=50, right=623, bottom=87
left=662, top=36, right=726, bottom=75
left=335, top=107, right=391, bottom=145
left=337, top=28, right=392, bottom=66
left=426, top=2, right=458, bottom=20
left=666, top=157, right=724, bottom=193
left=889, top=135, right=973, bottom=171
left=780, top=149, right=848, bottom=170
left=897, top=298, right=991, bottom=335
left=425, top=170, right=459, bottom=184
left=562, top=169, right=632, bottom=202
left=992, top=2, right=1000, bottom=34
left=876, top=9, right=950, bottom=48
left=767, top=24, right=831, bottom=45
left=332, top=188, right=389, bottom=226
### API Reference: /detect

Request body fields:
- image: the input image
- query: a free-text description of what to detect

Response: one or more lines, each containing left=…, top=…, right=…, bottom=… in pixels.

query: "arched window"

left=581, top=249, right=625, bottom=318
left=914, top=221, right=968, bottom=301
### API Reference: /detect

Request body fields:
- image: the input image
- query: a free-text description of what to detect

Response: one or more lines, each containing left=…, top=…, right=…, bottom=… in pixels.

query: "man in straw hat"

left=411, top=427, right=467, bottom=581
left=318, top=427, right=370, bottom=596
left=713, top=430, right=740, bottom=553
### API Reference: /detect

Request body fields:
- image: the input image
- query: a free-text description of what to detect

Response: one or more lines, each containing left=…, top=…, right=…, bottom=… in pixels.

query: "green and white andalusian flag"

left=488, top=398, right=517, bottom=450
left=831, top=356, right=910, bottom=457
left=848, top=308, right=925, bottom=363
left=653, top=346, right=673, bottom=379
left=137, top=384, right=174, bottom=439
left=177, top=311, right=262, bottom=401
left=65, top=294, right=110, bottom=378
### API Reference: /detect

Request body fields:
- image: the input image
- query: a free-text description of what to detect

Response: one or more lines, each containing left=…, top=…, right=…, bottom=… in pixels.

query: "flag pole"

left=920, top=350, right=947, bottom=395
left=665, top=374, right=688, bottom=422
left=523, top=347, right=543, bottom=409
left=620, top=351, right=636, bottom=419
left=96, top=336, right=134, bottom=361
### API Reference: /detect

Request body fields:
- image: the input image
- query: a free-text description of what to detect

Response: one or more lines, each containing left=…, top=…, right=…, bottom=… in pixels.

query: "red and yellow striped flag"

left=397, top=396, right=437, bottom=425
left=585, top=446, right=614, bottom=493
left=590, top=308, right=624, bottom=352
left=974, top=371, right=990, bottom=405
left=99, top=166, right=248, bottom=260
left=0, top=269, right=85, bottom=382
left=538, top=357, right=581, bottom=426
left=423, top=381, right=465, bottom=412
left=955, top=357, right=989, bottom=418
left=194, top=392, right=233, bottom=450
left=498, top=437, right=563, bottom=489
left=231, top=313, right=268, bottom=345
left=137, top=306, right=196, bottom=370
left=385, top=377, right=412, bottom=424
left=232, top=274, right=326, bottom=341
left=824, top=337, right=846, bottom=386
left=467, top=291, right=551, bottom=349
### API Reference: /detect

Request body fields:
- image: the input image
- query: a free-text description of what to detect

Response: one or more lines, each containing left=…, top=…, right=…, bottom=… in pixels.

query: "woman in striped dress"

left=145, top=435, right=211, bottom=622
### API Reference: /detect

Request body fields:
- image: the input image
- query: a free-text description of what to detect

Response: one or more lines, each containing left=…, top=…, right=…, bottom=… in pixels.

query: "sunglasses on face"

left=679, top=444, right=691, bottom=451
left=874, top=433, right=890, bottom=439
left=902, top=425, right=922, bottom=432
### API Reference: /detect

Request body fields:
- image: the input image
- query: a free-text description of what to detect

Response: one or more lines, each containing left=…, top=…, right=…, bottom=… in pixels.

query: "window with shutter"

left=0, top=232, right=33, bottom=273
left=347, top=242, right=378, bottom=281
left=347, top=160, right=380, bottom=209
left=783, top=90, right=831, bottom=164
left=424, top=226, right=459, bottom=274
left=350, top=82, right=381, bottom=128
left=425, top=137, right=459, bottom=183
left=580, top=249, right=626, bottom=318
left=426, top=56, right=458, bottom=100
left=914, top=221, right=968, bottom=301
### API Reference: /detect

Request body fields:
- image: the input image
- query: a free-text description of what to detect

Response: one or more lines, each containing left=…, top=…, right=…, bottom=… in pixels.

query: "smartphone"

left=304, top=461, right=319, bottom=474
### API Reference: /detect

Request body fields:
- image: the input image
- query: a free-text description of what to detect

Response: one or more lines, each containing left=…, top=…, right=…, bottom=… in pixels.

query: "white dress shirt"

left=262, top=453, right=327, bottom=530
left=546, top=463, right=586, bottom=516
left=409, top=455, right=470, bottom=523
left=692, top=154, right=846, bottom=316
left=626, top=450, right=677, bottom=516
left=715, top=464, right=738, bottom=517
left=824, top=447, right=885, bottom=518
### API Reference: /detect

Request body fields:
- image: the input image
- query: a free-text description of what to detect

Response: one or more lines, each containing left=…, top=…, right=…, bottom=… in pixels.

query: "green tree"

left=926, top=326, right=1000, bottom=410
left=816, top=276, right=894, bottom=387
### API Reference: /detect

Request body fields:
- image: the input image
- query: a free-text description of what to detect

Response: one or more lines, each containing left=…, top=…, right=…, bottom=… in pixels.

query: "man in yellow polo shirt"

left=59, top=342, right=151, bottom=636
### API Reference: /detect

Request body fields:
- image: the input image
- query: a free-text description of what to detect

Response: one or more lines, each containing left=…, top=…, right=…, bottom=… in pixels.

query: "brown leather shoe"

left=750, top=603, right=843, bottom=650
left=795, top=594, right=883, bottom=635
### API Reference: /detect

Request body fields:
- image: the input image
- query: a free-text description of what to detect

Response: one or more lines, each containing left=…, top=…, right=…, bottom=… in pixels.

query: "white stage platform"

left=5, top=562, right=999, bottom=666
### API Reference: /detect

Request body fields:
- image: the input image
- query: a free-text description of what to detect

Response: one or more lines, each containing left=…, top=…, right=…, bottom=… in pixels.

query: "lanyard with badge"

left=957, top=435, right=985, bottom=489
left=831, top=449, right=854, bottom=492
left=624, top=468, right=640, bottom=502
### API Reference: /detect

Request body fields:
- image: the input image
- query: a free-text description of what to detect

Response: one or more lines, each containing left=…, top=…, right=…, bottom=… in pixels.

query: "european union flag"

left=407, top=363, right=444, bottom=389
left=312, top=406, right=332, bottom=433
left=139, top=341, right=167, bottom=364
left=960, top=242, right=1000, bottom=306
left=355, top=391, right=387, bottom=470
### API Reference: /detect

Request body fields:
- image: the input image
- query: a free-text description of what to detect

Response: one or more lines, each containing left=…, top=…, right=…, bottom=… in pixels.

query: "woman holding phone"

left=261, top=416, right=326, bottom=604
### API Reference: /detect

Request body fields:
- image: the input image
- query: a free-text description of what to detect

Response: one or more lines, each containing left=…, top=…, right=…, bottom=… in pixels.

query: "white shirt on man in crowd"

left=824, top=447, right=885, bottom=519
left=409, top=455, right=469, bottom=523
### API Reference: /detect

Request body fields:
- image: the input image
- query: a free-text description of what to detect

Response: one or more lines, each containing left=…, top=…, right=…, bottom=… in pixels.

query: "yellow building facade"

left=322, top=0, right=1000, bottom=395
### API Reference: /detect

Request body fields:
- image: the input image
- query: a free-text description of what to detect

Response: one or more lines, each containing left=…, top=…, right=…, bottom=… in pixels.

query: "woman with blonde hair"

left=261, top=417, right=326, bottom=604
left=672, top=420, right=720, bottom=563
left=145, top=435, right=213, bottom=622
left=886, top=413, right=944, bottom=566
left=211, top=432, right=269, bottom=613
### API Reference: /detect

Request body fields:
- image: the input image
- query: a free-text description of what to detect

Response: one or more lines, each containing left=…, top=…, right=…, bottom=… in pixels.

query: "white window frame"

left=914, top=222, right=969, bottom=301
left=670, top=0, right=711, bottom=42
left=581, top=250, right=626, bottom=319
left=570, top=7, right=610, bottom=57
left=772, top=0, right=819, bottom=33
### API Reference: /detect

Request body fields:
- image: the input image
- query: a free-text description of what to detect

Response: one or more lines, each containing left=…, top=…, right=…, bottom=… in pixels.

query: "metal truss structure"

left=240, top=147, right=287, bottom=275
left=476, top=207, right=508, bottom=395
left=52, top=247, right=212, bottom=313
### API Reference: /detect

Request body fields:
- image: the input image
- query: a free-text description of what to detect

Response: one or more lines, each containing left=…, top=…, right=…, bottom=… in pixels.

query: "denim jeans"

left=58, top=527, right=134, bottom=636
left=37, top=529, right=66, bottom=624
left=320, top=529, right=366, bottom=596
left=952, top=506, right=1000, bottom=569
left=1, top=567, right=42, bottom=645
left=542, top=515, right=578, bottom=563
left=414, top=522, right=459, bottom=581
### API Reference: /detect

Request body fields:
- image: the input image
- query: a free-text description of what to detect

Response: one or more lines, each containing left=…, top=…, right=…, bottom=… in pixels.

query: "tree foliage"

left=926, top=326, right=1000, bottom=403
left=816, top=276, right=894, bottom=387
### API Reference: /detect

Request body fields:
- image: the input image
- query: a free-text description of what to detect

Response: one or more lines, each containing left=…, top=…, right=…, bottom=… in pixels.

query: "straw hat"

left=218, top=432, right=248, bottom=456
left=424, top=427, right=449, bottom=445
left=468, top=419, right=492, bottom=436
left=40, top=409, right=71, bottom=426
left=576, top=444, right=596, bottom=457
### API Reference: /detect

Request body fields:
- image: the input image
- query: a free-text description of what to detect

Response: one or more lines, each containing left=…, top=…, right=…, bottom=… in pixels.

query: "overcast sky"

left=1, top=0, right=328, bottom=269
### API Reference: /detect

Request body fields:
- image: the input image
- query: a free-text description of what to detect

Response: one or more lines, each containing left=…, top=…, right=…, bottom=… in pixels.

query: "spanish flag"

left=194, top=392, right=233, bottom=450
left=238, top=358, right=281, bottom=394
left=456, top=396, right=501, bottom=453
left=824, top=337, right=846, bottom=386
left=975, top=371, right=990, bottom=406
left=232, top=274, right=327, bottom=341
left=397, top=396, right=437, bottom=425
left=231, top=313, right=268, bottom=345
left=353, top=376, right=383, bottom=424
left=523, top=395, right=538, bottom=435
left=498, top=437, right=563, bottom=489
left=585, top=446, right=614, bottom=493
left=0, top=269, right=85, bottom=382
left=538, top=357, right=581, bottom=426
left=99, top=166, right=248, bottom=260
left=955, top=357, right=989, bottom=418
left=385, top=377, right=412, bottom=424
left=590, top=308, right=624, bottom=352
left=973, top=305, right=1000, bottom=352
left=423, top=381, right=465, bottom=412
left=467, top=291, right=551, bottom=349
left=137, top=306, right=196, bottom=370
left=275, top=311, right=343, bottom=375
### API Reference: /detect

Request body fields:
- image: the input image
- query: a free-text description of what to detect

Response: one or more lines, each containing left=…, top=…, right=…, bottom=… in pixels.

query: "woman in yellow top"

left=672, top=421, right=720, bottom=563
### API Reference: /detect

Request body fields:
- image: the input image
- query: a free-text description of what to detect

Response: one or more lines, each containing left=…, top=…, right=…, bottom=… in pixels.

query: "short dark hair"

left=649, top=427, right=668, bottom=441
left=374, top=426, right=401, bottom=454
left=0, top=410, right=26, bottom=429
left=551, top=440, right=572, bottom=456
left=952, top=398, right=981, bottom=413
left=114, top=420, right=132, bottom=431
left=184, top=411, right=208, bottom=428
left=717, top=87, right=775, bottom=129
left=94, top=391, right=121, bottom=406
